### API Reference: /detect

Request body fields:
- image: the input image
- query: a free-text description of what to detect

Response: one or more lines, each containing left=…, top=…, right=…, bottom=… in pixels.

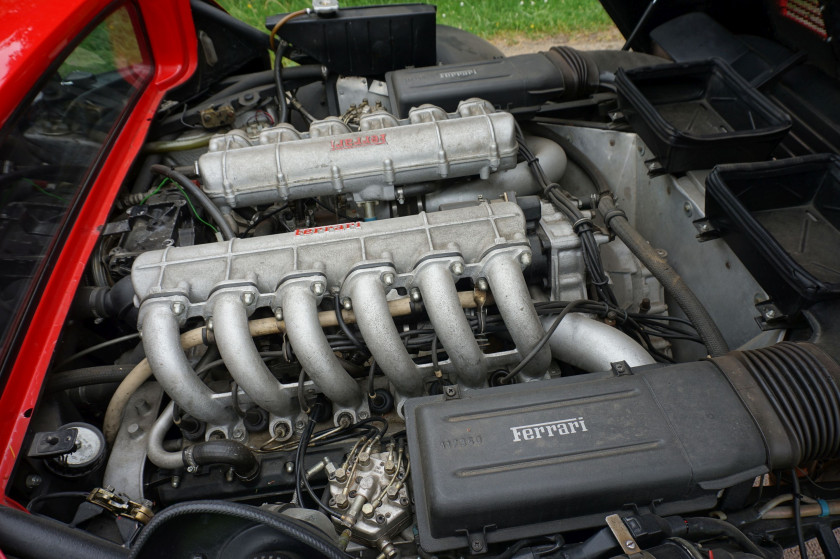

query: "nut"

left=410, top=288, right=422, bottom=302
left=381, top=272, right=395, bottom=286
left=241, top=292, right=255, bottom=305
left=311, top=282, right=326, bottom=296
left=519, top=252, right=532, bottom=267
left=450, top=261, right=464, bottom=276
left=171, top=301, right=185, bottom=315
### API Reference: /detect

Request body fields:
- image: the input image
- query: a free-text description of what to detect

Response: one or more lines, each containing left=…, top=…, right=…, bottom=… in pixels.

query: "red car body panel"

left=0, top=0, right=199, bottom=506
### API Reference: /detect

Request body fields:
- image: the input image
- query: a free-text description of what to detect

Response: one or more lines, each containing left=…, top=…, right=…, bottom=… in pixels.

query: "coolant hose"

left=47, top=365, right=134, bottom=392
left=129, top=500, right=350, bottom=559
left=186, top=440, right=260, bottom=482
left=598, top=195, right=729, bottom=357
left=147, top=402, right=259, bottom=480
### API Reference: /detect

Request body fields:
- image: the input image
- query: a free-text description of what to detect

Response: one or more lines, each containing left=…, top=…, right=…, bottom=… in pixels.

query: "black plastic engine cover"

left=405, top=361, right=769, bottom=553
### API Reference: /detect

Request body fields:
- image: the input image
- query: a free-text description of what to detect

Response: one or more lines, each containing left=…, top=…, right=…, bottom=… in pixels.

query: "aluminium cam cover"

left=130, top=201, right=527, bottom=316
left=197, top=98, right=518, bottom=207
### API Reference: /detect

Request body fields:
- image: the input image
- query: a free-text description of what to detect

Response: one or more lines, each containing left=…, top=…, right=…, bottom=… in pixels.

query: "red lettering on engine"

left=295, top=222, right=363, bottom=236
left=330, top=134, right=387, bottom=151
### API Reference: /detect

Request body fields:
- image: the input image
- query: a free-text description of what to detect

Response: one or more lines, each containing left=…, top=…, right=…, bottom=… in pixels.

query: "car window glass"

left=0, top=4, right=152, bottom=364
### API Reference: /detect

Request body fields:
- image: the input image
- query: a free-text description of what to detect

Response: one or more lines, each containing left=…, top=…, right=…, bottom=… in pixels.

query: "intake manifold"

left=131, top=201, right=550, bottom=428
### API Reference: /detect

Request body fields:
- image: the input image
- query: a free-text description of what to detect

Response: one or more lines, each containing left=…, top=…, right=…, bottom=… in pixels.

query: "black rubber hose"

left=189, top=0, right=270, bottom=51
left=186, top=440, right=260, bottom=482
left=46, top=365, right=134, bottom=392
left=0, top=505, right=128, bottom=559
left=682, top=517, right=774, bottom=559
left=129, top=500, right=350, bottom=559
left=598, top=196, right=728, bottom=356
left=149, top=164, right=235, bottom=240
left=274, top=44, right=289, bottom=123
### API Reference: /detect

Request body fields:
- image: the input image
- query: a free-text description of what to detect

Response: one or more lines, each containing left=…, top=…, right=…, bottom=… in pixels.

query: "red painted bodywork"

left=0, top=0, right=199, bottom=506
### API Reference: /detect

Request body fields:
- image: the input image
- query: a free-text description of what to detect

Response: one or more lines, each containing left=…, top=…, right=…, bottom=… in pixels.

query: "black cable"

left=241, top=204, right=289, bottom=237
left=367, top=358, right=377, bottom=398
left=230, top=381, right=246, bottom=418
left=500, top=300, right=589, bottom=382
left=149, top=165, right=234, bottom=240
left=792, top=470, right=809, bottom=559
left=334, top=296, right=366, bottom=352
left=274, top=43, right=289, bottom=124
left=294, top=414, right=317, bottom=508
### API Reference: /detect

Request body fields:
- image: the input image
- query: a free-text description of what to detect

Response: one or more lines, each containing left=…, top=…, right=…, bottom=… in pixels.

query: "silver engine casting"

left=197, top=98, right=518, bottom=207
left=132, top=201, right=550, bottom=429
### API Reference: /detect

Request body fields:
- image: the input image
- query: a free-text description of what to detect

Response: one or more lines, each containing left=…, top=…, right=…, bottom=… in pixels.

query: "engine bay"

left=5, top=2, right=840, bottom=559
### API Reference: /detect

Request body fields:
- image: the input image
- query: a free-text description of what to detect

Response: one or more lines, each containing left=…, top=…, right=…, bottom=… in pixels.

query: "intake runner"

left=131, top=201, right=550, bottom=434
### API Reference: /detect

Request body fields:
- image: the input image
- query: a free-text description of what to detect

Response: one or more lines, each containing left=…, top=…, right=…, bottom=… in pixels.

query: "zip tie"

left=818, top=498, right=830, bottom=517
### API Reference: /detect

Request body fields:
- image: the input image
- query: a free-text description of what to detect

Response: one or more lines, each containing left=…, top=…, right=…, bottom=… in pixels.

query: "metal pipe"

left=345, top=271, right=425, bottom=397
left=147, top=402, right=185, bottom=470
left=484, top=254, right=551, bottom=380
left=211, top=292, right=294, bottom=417
left=415, top=261, right=487, bottom=387
left=541, top=313, right=656, bottom=372
left=279, top=281, right=363, bottom=409
left=139, top=301, right=232, bottom=425
left=424, top=135, right=567, bottom=212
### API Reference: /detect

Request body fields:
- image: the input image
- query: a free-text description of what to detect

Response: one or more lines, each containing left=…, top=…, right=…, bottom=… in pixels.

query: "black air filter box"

left=386, top=47, right=599, bottom=117
left=615, top=59, right=791, bottom=173
left=706, top=154, right=840, bottom=314
left=405, top=362, right=771, bottom=553
left=267, top=5, right=436, bottom=76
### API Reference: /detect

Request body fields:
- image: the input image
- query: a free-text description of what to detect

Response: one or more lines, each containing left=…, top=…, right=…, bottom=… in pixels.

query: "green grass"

left=217, top=0, right=614, bottom=39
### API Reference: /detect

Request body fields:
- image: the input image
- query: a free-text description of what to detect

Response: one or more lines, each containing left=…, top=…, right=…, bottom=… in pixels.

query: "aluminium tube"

left=541, top=313, right=656, bottom=372
left=344, top=271, right=425, bottom=397
left=484, top=253, right=551, bottom=380
left=139, top=302, right=232, bottom=425
left=278, top=282, right=363, bottom=409
left=424, top=135, right=567, bottom=212
left=415, top=261, right=487, bottom=387
left=211, top=292, right=294, bottom=417
left=147, top=402, right=185, bottom=470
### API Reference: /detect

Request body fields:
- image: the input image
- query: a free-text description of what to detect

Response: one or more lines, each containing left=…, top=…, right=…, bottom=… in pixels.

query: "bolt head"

left=232, top=428, right=245, bottom=441
left=472, top=540, right=483, bottom=551
left=241, top=292, right=255, bottom=305
left=519, top=252, right=532, bottom=267
left=765, top=309, right=776, bottom=319
left=381, top=272, right=395, bottom=286
left=625, top=541, right=636, bottom=550
left=410, top=288, right=422, bottom=302
left=171, top=301, right=185, bottom=315
left=311, top=282, right=325, bottom=296
left=358, top=410, right=369, bottom=420
left=285, top=461, right=295, bottom=474
left=450, top=261, right=464, bottom=276
left=274, top=308, right=283, bottom=321
left=341, top=297, right=352, bottom=311
left=476, top=278, right=489, bottom=291
left=206, top=317, right=214, bottom=331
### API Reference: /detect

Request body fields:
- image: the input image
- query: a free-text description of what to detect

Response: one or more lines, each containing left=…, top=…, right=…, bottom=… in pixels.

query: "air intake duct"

left=405, top=341, right=840, bottom=553
left=385, top=46, right=600, bottom=118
